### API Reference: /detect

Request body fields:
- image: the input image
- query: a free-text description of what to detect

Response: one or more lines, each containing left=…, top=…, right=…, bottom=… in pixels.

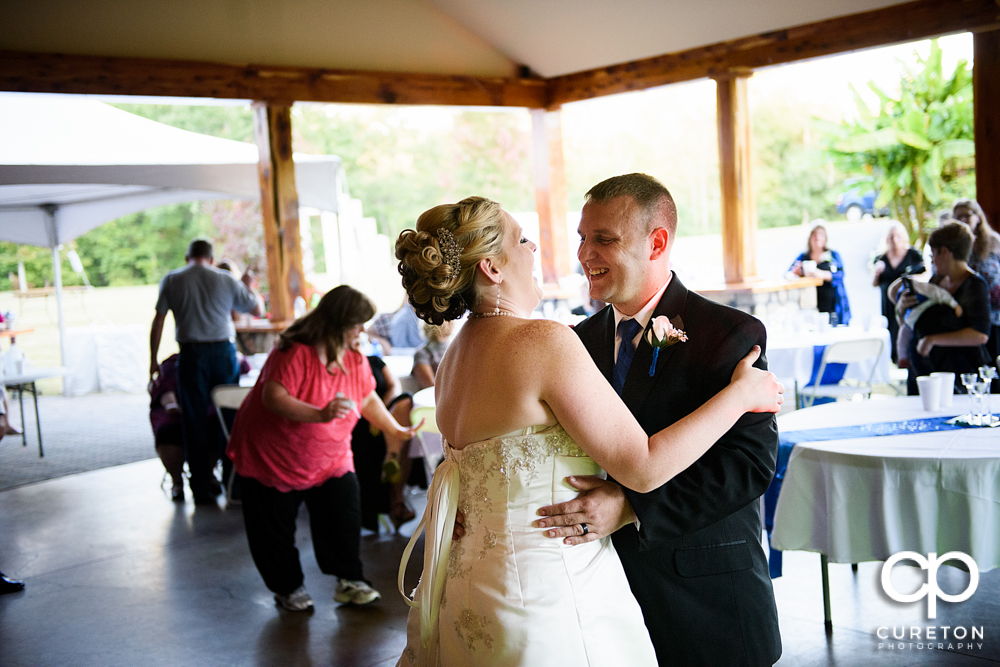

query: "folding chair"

left=211, top=384, right=252, bottom=507
left=409, top=404, right=442, bottom=483
left=798, top=338, right=884, bottom=408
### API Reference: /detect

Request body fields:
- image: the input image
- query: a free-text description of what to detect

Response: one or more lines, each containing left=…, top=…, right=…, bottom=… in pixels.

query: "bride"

left=393, top=197, right=782, bottom=666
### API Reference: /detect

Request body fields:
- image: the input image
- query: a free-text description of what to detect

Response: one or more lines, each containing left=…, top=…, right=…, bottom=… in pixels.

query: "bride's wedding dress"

left=397, top=423, right=656, bottom=666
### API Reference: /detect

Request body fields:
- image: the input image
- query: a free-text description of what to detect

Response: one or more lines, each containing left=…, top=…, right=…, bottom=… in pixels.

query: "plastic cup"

left=930, top=372, right=955, bottom=409
left=802, top=260, right=818, bottom=276
left=917, top=375, right=942, bottom=411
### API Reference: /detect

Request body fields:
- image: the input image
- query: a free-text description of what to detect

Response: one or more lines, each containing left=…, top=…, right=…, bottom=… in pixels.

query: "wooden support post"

left=253, top=101, right=305, bottom=322
left=714, top=70, right=759, bottom=285
left=531, top=108, right=572, bottom=285
left=974, top=29, right=1000, bottom=233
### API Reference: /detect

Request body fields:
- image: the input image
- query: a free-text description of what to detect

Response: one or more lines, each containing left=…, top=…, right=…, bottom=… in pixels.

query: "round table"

left=772, top=395, right=1000, bottom=569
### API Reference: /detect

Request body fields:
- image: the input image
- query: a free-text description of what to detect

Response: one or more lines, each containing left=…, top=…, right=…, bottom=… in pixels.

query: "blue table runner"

left=764, top=416, right=964, bottom=577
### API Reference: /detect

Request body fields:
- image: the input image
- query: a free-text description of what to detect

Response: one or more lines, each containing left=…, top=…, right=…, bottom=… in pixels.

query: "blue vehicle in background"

left=835, top=179, right=890, bottom=221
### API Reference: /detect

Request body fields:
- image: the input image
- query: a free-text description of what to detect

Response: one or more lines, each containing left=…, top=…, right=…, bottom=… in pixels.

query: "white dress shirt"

left=612, top=277, right=671, bottom=362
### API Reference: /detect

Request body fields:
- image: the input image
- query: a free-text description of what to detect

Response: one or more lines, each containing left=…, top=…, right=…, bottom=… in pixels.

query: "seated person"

left=148, top=354, right=186, bottom=502
left=351, top=349, right=411, bottom=532
left=411, top=321, right=454, bottom=389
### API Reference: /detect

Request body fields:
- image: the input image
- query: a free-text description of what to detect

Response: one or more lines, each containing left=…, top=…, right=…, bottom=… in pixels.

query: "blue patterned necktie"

left=612, top=318, right=643, bottom=396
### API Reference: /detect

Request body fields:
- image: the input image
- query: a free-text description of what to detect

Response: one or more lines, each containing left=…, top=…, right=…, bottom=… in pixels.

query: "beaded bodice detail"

left=446, top=424, right=589, bottom=580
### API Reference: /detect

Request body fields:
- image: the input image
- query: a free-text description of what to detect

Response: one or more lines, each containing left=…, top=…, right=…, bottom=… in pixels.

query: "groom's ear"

left=649, top=227, right=670, bottom=260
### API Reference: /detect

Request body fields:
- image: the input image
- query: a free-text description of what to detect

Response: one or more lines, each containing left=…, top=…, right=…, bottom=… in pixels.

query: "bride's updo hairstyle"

left=395, top=196, right=506, bottom=324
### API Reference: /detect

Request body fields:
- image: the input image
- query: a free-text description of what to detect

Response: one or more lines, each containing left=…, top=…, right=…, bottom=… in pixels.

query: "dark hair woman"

left=891, top=223, right=991, bottom=395
left=227, top=285, right=420, bottom=612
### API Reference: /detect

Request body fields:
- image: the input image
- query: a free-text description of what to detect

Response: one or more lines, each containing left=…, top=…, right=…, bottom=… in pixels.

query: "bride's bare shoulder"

left=511, top=318, right=584, bottom=352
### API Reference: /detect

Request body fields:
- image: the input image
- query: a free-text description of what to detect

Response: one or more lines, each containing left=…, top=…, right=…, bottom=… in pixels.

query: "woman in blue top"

left=788, top=222, right=851, bottom=325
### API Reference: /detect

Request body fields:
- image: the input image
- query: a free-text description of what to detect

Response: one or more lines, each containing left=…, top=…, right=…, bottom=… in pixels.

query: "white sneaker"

left=334, top=579, right=381, bottom=605
left=274, top=585, right=314, bottom=611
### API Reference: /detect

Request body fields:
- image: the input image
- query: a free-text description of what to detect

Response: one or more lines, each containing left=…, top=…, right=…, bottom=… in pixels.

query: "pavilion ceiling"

left=1, top=0, right=998, bottom=107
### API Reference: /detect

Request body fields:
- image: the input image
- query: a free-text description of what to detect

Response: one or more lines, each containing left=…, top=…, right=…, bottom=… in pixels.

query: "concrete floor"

left=1, top=458, right=998, bottom=666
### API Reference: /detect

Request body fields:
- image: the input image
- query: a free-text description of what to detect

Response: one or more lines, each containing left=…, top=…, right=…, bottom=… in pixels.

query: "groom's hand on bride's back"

left=533, top=476, right=636, bottom=545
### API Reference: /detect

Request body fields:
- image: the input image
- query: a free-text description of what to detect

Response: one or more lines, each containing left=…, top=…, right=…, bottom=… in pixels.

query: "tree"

left=824, top=40, right=975, bottom=245
left=754, top=101, right=837, bottom=228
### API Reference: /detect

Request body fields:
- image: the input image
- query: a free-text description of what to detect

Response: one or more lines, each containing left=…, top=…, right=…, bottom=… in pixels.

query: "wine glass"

left=970, top=381, right=990, bottom=426
left=961, top=373, right=979, bottom=422
left=980, top=367, right=998, bottom=424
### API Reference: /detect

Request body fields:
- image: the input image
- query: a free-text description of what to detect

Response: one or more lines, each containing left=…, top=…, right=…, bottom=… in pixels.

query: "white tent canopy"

left=0, top=93, right=342, bottom=248
left=0, top=93, right=344, bottom=384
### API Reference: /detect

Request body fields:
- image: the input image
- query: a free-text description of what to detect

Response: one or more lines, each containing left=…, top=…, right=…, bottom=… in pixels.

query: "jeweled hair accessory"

left=436, top=228, right=463, bottom=275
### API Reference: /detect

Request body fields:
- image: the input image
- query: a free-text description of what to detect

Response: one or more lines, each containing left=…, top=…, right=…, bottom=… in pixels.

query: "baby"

left=895, top=279, right=963, bottom=329
left=893, top=280, right=963, bottom=367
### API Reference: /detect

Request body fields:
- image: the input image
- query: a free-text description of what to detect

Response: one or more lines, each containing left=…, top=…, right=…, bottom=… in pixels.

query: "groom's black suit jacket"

left=575, top=274, right=781, bottom=667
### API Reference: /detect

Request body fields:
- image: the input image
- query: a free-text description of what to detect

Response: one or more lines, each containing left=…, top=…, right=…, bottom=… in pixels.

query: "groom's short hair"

left=585, top=173, right=677, bottom=238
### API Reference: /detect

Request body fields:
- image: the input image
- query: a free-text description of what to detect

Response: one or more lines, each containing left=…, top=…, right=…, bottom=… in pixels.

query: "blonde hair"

left=395, top=196, right=507, bottom=324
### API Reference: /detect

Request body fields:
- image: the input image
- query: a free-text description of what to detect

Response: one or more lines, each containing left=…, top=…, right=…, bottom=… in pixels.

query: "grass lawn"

left=0, top=285, right=178, bottom=395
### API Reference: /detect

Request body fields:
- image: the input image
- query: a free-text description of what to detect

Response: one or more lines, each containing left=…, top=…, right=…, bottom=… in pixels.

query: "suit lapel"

left=620, top=275, right=690, bottom=414
left=579, top=305, right=616, bottom=383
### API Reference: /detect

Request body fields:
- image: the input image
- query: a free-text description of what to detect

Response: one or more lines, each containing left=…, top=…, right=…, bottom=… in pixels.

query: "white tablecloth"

left=766, top=325, right=892, bottom=385
left=65, top=325, right=146, bottom=395
left=771, top=396, right=1000, bottom=570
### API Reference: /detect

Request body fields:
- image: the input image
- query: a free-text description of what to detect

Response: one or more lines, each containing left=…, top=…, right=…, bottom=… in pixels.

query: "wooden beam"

left=548, top=0, right=1000, bottom=108
left=714, top=71, right=758, bottom=285
left=531, top=108, right=572, bottom=284
left=3, top=0, right=998, bottom=110
left=0, top=50, right=548, bottom=108
left=974, top=29, right=1000, bottom=233
left=253, top=102, right=304, bottom=322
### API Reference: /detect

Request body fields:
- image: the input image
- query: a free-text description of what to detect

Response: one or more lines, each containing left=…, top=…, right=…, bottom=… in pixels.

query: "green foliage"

left=825, top=40, right=975, bottom=246
left=0, top=243, right=73, bottom=291
left=73, top=203, right=212, bottom=286
left=0, top=203, right=210, bottom=290
left=754, top=102, right=838, bottom=228
left=292, top=105, right=533, bottom=240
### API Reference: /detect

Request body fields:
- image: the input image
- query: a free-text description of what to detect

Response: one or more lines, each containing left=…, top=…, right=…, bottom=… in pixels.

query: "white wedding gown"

left=396, top=423, right=657, bottom=667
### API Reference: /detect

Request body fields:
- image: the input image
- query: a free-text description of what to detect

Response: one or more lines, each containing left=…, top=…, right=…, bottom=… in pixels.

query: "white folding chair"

left=409, top=404, right=442, bottom=483
left=798, top=338, right=885, bottom=408
left=211, top=384, right=252, bottom=506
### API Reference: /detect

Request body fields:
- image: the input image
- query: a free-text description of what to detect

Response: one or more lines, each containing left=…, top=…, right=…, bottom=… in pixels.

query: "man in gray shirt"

left=150, top=239, right=262, bottom=504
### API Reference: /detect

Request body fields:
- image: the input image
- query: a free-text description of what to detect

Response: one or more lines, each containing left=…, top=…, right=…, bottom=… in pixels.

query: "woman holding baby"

left=891, top=222, right=991, bottom=395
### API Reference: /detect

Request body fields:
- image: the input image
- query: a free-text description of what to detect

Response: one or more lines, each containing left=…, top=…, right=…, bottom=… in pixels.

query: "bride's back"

left=434, top=317, right=557, bottom=448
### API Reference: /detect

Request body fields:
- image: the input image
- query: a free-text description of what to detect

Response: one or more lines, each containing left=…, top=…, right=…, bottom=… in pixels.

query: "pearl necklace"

left=469, top=310, right=515, bottom=319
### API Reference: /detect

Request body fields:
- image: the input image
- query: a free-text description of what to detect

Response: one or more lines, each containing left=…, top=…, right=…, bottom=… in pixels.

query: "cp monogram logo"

left=881, top=551, right=979, bottom=619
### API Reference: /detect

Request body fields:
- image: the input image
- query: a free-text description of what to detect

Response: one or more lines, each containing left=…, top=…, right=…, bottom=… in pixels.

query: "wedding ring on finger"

left=581, top=523, right=589, bottom=536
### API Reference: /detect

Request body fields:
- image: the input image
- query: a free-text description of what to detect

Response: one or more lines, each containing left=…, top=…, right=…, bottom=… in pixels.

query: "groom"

left=537, top=173, right=781, bottom=666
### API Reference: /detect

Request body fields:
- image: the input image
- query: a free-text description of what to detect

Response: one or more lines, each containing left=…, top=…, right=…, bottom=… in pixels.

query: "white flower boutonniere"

left=645, top=315, right=688, bottom=376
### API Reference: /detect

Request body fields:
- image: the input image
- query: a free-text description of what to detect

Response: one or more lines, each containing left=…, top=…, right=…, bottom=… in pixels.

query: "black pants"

left=178, top=341, right=238, bottom=496
left=240, top=473, right=365, bottom=596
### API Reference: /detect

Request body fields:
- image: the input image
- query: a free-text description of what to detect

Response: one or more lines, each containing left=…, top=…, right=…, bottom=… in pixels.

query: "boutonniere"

left=645, top=315, right=687, bottom=376
left=820, top=251, right=834, bottom=264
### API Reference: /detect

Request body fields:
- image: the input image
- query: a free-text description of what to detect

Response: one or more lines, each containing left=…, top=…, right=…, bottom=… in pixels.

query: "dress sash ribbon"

left=398, top=455, right=460, bottom=652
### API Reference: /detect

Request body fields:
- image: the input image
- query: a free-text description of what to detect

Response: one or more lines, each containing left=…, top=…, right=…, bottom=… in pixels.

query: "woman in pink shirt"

left=228, top=286, right=420, bottom=612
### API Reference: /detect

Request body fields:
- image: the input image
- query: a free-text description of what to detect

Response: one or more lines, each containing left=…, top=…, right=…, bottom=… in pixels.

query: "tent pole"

left=43, top=205, right=68, bottom=394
